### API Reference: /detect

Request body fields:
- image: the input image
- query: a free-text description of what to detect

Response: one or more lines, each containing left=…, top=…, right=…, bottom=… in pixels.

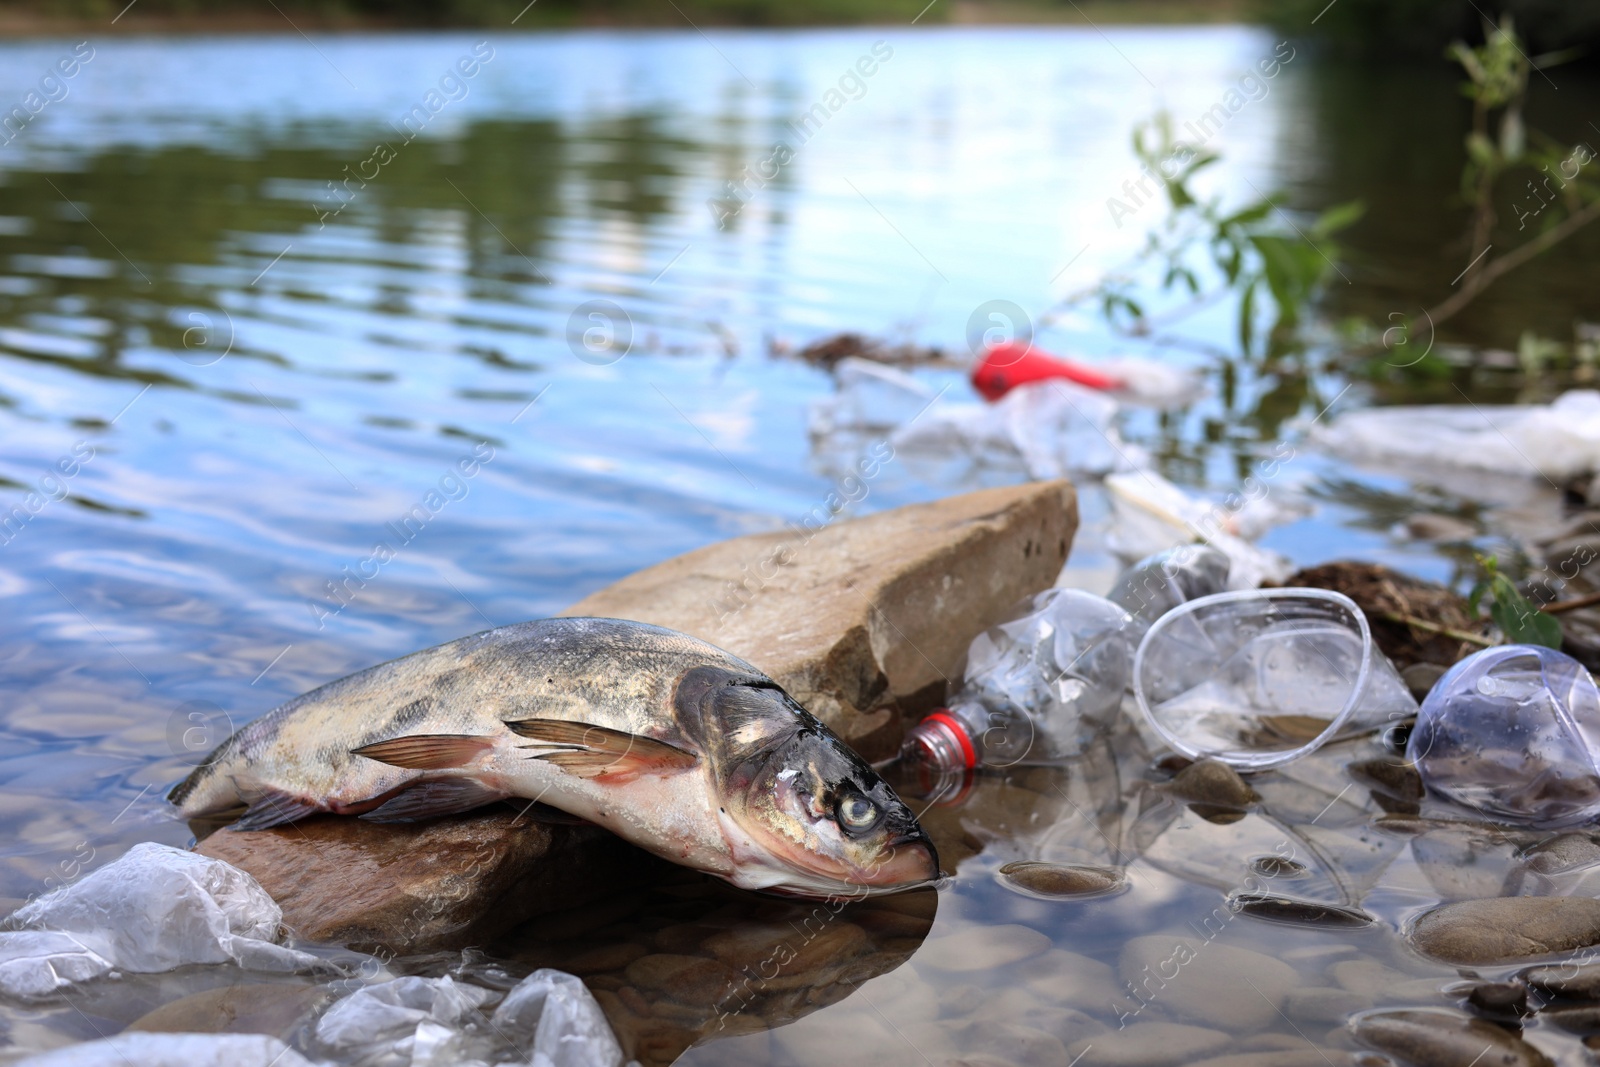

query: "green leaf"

left=1487, top=573, right=1563, bottom=649
left=1311, top=200, right=1365, bottom=239
left=1238, top=279, right=1257, bottom=356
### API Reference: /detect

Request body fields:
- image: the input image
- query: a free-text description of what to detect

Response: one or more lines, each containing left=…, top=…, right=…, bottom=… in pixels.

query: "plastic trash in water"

left=15, top=1032, right=320, bottom=1067
left=972, top=342, right=1204, bottom=409
left=893, top=379, right=1146, bottom=479
left=903, top=588, right=1139, bottom=771
left=1104, top=469, right=1301, bottom=590
left=1408, top=645, right=1600, bottom=827
left=1107, top=544, right=1232, bottom=629
left=1133, top=589, right=1418, bottom=771
left=807, top=357, right=936, bottom=439
left=313, top=969, right=625, bottom=1067
left=1312, top=388, right=1600, bottom=482
left=492, top=969, right=626, bottom=1067
left=0, top=842, right=319, bottom=999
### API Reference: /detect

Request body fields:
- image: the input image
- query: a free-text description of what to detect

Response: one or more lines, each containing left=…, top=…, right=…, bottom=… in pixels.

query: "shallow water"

left=0, top=24, right=1595, bottom=1065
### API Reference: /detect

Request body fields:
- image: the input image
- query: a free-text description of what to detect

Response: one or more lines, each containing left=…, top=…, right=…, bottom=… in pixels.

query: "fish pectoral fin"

left=230, top=789, right=321, bottom=831
left=503, top=718, right=698, bottom=780
left=360, top=778, right=507, bottom=823
left=351, top=734, right=494, bottom=770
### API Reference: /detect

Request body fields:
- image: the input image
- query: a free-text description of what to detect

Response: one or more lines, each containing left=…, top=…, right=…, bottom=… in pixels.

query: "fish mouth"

left=858, top=832, right=940, bottom=890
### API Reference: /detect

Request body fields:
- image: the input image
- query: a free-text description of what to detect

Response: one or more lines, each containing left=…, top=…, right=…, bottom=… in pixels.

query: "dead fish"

left=170, top=618, right=939, bottom=899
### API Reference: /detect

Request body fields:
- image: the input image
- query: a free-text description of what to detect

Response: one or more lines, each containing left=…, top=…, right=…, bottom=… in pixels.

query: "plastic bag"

left=314, top=970, right=625, bottom=1067
left=0, top=842, right=318, bottom=999
left=1408, top=645, right=1600, bottom=827
left=15, top=1032, right=320, bottom=1067
left=1312, top=389, right=1600, bottom=482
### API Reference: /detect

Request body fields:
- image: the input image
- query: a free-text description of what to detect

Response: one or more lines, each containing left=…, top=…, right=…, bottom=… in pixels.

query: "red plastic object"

left=971, top=342, right=1121, bottom=401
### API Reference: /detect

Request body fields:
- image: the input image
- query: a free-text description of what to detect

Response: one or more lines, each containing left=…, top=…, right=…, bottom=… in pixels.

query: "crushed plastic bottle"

left=1107, top=544, right=1232, bottom=629
left=1408, top=645, right=1600, bottom=827
left=903, top=588, right=1138, bottom=771
left=0, top=842, right=320, bottom=1000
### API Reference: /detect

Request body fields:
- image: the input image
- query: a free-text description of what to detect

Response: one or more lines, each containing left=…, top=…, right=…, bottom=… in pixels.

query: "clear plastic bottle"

left=1106, top=544, right=1232, bottom=628
left=903, top=588, right=1138, bottom=771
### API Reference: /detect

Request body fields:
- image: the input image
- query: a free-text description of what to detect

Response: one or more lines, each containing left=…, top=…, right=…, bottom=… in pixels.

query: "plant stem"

left=1540, top=589, right=1600, bottom=615
left=1423, top=197, right=1600, bottom=328
left=1378, top=610, right=1498, bottom=647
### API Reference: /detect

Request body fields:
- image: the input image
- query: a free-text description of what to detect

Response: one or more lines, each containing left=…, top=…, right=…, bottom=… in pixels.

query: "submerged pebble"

left=1067, top=1021, right=1228, bottom=1067
left=997, top=862, right=1126, bottom=899
left=1523, top=959, right=1600, bottom=1000
left=1346, top=757, right=1423, bottom=801
left=1119, top=936, right=1298, bottom=1032
left=1349, top=1008, right=1553, bottom=1067
left=918, top=924, right=1050, bottom=972
left=1411, top=896, right=1600, bottom=964
left=1164, top=759, right=1259, bottom=808
left=1249, top=855, right=1310, bottom=879
left=1462, top=980, right=1529, bottom=1021
left=1230, top=894, right=1375, bottom=929
left=1538, top=1004, right=1600, bottom=1034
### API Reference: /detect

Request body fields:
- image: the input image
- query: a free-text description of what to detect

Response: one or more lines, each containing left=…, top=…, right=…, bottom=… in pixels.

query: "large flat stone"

left=563, top=480, right=1077, bottom=758
left=196, top=810, right=653, bottom=954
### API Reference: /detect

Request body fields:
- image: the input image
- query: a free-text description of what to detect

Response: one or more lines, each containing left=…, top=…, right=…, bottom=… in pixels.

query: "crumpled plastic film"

left=0, top=842, right=320, bottom=999
left=493, top=969, right=627, bottom=1067
left=313, top=970, right=626, bottom=1067
left=16, top=1032, right=321, bottom=1067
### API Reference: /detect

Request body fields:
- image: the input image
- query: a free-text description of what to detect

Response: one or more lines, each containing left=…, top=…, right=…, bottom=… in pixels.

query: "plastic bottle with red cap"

left=902, top=588, right=1138, bottom=772
left=970, top=341, right=1122, bottom=402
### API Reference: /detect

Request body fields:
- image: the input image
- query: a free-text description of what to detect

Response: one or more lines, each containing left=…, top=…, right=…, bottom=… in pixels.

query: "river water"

left=0, top=24, right=1596, bottom=1066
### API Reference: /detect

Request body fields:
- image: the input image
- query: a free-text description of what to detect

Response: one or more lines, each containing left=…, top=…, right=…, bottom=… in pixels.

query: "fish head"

left=689, top=675, right=939, bottom=899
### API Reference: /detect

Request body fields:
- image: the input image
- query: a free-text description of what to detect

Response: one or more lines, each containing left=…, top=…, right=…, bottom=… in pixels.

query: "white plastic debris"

left=810, top=358, right=1145, bottom=479
left=895, top=380, right=1146, bottom=478
left=492, top=969, right=626, bottom=1067
left=807, top=357, right=936, bottom=437
left=0, top=842, right=319, bottom=999
left=315, top=974, right=494, bottom=1059
left=1104, top=470, right=1299, bottom=589
left=1312, top=389, right=1600, bottom=481
left=1100, top=356, right=1206, bottom=409
left=313, top=970, right=624, bottom=1067
left=16, top=1032, right=321, bottom=1067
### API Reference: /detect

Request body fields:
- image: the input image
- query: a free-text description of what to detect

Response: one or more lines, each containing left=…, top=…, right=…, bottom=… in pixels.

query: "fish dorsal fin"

left=351, top=734, right=494, bottom=770
left=503, top=718, right=698, bottom=781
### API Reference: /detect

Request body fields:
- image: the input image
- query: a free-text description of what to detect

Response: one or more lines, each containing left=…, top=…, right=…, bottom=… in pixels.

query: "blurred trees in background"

left=1260, top=0, right=1600, bottom=58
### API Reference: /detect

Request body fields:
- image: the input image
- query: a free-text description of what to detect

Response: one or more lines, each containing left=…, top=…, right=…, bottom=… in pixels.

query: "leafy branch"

left=1046, top=112, right=1362, bottom=358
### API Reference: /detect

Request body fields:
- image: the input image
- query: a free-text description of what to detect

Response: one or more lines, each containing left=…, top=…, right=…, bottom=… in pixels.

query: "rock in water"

left=1349, top=1008, right=1552, bottom=1067
left=1067, top=1021, right=1229, bottom=1067
left=563, top=480, right=1077, bottom=757
left=997, top=861, right=1125, bottom=899
left=1164, top=759, right=1259, bottom=808
left=198, top=810, right=651, bottom=954
left=1410, top=897, right=1600, bottom=964
left=1118, top=935, right=1298, bottom=1032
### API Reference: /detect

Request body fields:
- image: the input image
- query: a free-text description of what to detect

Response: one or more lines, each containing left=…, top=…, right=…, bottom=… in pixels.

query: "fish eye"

left=835, top=792, right=884, bottom=835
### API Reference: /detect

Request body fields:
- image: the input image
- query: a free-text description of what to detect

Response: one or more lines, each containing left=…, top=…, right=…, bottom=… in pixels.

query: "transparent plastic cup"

left=1132, top=589, right=1418, bottom=771
left=1408, top=645, right=1600, bottom=827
